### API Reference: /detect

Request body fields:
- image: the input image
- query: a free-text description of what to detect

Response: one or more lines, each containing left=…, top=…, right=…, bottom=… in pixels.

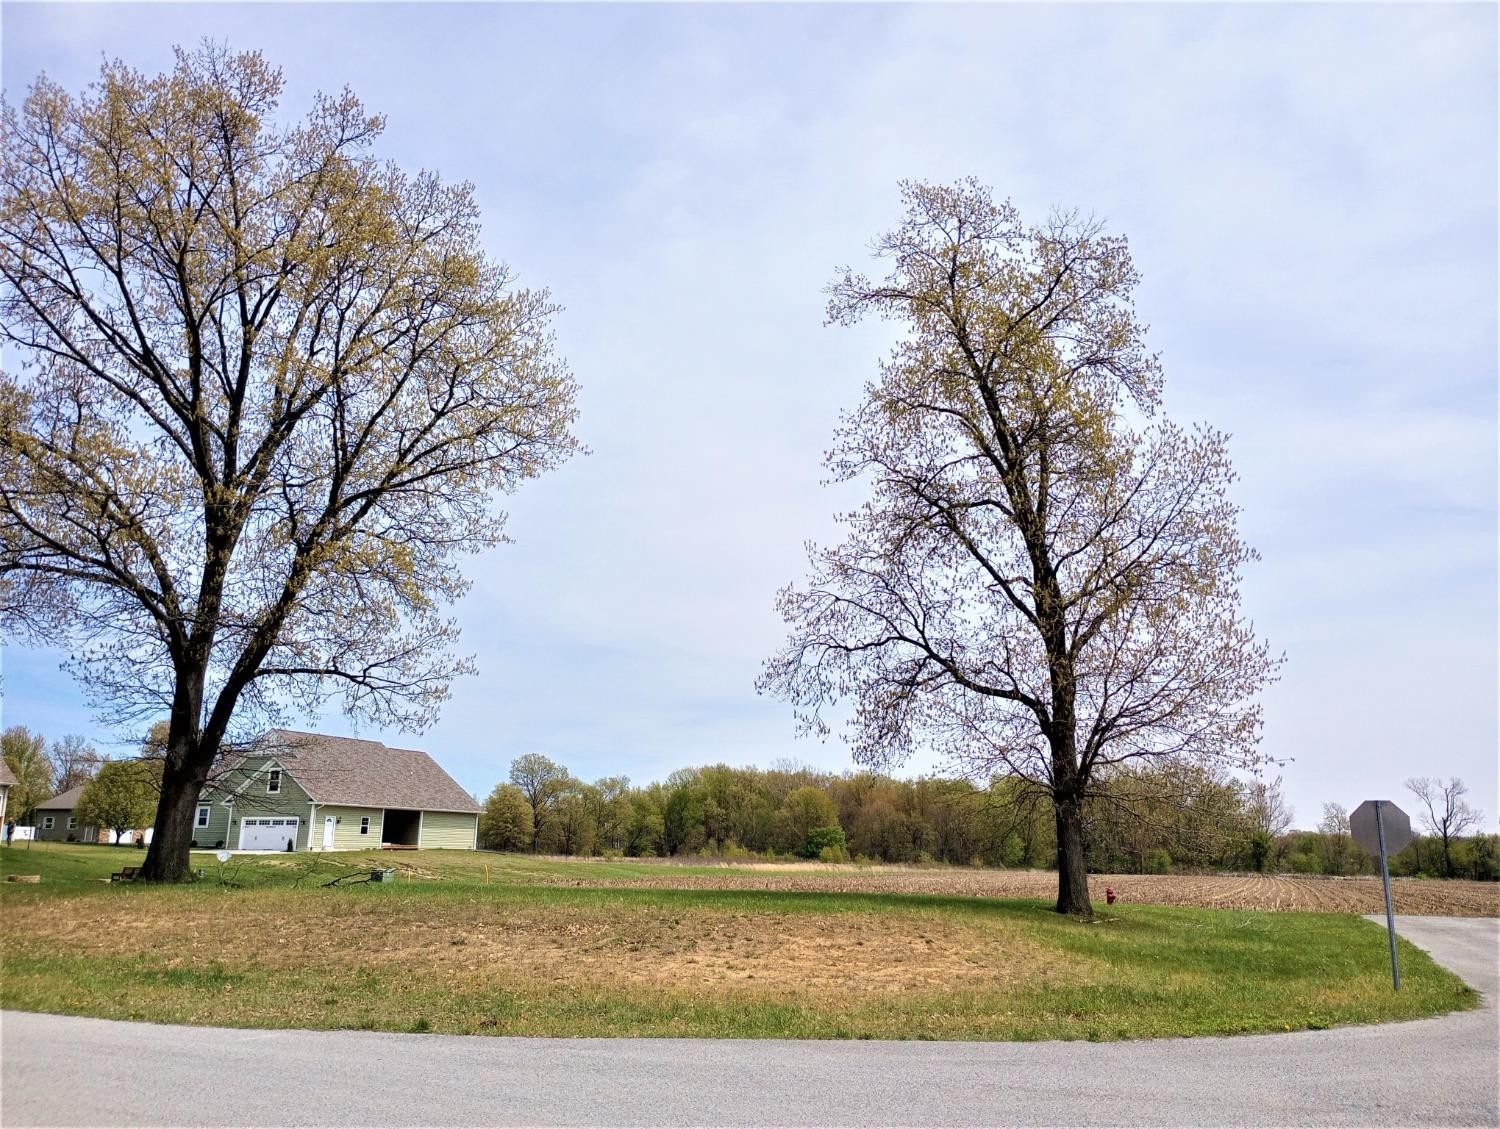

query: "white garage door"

left=238, top=817, right=299, bottom=851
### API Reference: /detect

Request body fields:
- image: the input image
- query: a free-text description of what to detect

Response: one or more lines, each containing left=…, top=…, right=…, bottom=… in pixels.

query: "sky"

left=0, top=3, right=1495, bottom=831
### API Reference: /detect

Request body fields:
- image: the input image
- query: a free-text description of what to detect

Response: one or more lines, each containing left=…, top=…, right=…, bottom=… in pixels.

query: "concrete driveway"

left=2, top=916, right=1496, bottom=1128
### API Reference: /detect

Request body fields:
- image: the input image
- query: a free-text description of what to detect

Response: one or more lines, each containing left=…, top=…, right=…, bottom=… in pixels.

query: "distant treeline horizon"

left=480, top=755, right=1498, bottom=881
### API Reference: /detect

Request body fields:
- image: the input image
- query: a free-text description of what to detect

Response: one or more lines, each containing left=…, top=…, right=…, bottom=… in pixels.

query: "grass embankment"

left=0, top=843, right=1479, bottom=1041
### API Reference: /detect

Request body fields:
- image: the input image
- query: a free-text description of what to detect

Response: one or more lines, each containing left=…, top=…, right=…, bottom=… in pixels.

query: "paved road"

left=3, top=916, right=1496, bottom=1128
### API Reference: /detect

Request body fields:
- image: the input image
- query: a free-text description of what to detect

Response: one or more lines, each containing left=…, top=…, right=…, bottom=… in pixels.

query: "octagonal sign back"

left=1351, top=800, right=1414, bottom=857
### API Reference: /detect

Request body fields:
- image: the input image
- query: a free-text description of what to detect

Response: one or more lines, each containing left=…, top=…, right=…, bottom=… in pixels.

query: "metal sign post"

left=1351, top=799, right=1414, bottom=992
left=1374, top=803, right=1400, bottom=991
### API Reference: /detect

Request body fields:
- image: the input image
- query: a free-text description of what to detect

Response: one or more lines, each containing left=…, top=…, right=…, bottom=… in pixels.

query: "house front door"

left=323, top=816, right=335, bottom=849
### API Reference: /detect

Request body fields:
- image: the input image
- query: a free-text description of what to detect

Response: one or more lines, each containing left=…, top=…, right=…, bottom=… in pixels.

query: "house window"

left=359, top=817, right=370, bottom=836
left=67, top=817, right=77, bottom=830
left=267, top=768, right=281, bottom=794
left=42, top=816, right=54, bottom=830
left=196, top=806, right=211, bottom=828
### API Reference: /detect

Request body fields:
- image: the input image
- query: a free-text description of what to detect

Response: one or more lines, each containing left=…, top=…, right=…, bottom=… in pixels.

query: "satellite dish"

left=216, top=850, right=232, bottom=864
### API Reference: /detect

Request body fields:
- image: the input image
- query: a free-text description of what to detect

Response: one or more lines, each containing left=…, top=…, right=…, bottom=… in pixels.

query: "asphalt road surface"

left=3, top=916, right=1496, bottom=1128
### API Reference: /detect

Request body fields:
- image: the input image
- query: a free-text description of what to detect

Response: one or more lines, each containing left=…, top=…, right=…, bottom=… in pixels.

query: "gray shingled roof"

left=0, top=759, right=17, bottom=788
left=36, top=784, right=88, bottom=810
left=255, top=730, right=481, bottom=813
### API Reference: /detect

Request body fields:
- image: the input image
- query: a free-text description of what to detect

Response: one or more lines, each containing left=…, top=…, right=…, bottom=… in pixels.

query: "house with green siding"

left=194, top=729, right=480, bottom=852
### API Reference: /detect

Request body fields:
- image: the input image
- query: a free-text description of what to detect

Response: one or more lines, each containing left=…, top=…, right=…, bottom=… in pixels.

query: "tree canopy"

left=48, top=734, right=101, bottom=792
left=760, top=181, right=1279, bottom=913
left=1, top=725, right=54, bottom=821
left=0, top=45, right=580, bottom=878
left=75, top=758, right=162, bottom=838
left=479, top=783, right=534, bottom=853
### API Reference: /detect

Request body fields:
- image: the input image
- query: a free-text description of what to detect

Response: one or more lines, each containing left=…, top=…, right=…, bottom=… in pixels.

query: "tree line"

left=7, top=719, right=1491, bottom=880
left=480, top=754, right=1498, bottom=881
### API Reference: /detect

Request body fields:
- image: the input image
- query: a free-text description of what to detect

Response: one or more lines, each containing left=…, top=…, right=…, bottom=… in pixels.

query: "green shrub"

left=1288, top=851, right=1322, bottom=874
left=1469, top=835, right=1499, bottom=881
left=1249, top=829, right=1273, bottom=872
left=995, top=834, right=1026, bottom=868
left=818, top=844, right=850, bottom=864
left=1144, top=848, right=1172, bottom=874
left=800, top=825, right=846, bottom=860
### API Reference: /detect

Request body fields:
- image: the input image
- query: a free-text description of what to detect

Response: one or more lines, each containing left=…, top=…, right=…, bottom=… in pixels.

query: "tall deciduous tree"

left=774, top=785, right=840, bottom=856
left=760, top=181, right=1278, bottom=914
left=48, top=734, right=101, bottom=791
left=1317, top=802, right=1350, bottom=836
left=1245, top=776, right=1295, bottom=837
left=1406, top=776, right=1482, bottom=878
left=0, top=46, right=579, bottom=880
left=1, top=725, right=54, bottom=821
left=548, top=784, right=598, bottom=856
left=508, top=753, right=571, bottom=851
left=479, top=782, right=533, bottom=852
left=75, top=757, right=162, bottom=841
left=589, top=775, right=634, bottom=852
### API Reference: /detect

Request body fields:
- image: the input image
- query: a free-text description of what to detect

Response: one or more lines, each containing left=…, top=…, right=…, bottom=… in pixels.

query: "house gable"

left=206, top=757, right=311, bottom=809
left=194, top=757, right=313, bottom=850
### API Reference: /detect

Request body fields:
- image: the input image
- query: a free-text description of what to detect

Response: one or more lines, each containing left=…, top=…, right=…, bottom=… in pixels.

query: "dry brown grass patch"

left=11, top=891, right=1088, bottom=998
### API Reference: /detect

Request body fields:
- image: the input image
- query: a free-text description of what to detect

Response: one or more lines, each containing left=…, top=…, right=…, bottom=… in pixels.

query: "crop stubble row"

left=551, top=864, right=1500, bottom=916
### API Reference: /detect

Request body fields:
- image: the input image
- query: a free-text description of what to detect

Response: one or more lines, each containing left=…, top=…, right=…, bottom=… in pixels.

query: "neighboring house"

left=0, top=758, right=16, bottom=828
left=33, top=785, right=98, bottom=842
left=30, top=784, right=151, bottom=845
left=196, top=729, right=480, bottom=852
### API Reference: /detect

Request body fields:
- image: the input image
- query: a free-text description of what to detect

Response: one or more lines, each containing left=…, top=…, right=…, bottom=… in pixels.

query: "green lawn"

left=0, top=840, right=753, bottom=894
left=0, top=842, right=1479, bottom=1041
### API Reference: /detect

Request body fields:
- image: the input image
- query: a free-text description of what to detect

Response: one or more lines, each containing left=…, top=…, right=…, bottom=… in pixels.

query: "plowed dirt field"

left=547, top=863, right=1500, bottom=916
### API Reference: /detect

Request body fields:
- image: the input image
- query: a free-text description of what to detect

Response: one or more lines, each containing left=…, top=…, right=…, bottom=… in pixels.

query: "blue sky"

left=2, top=3, right=1495, bottom=830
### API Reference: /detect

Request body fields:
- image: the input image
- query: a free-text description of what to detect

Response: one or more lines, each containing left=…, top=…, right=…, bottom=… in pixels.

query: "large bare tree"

left=760, top=181, right=1278, bottom=914
left=48, top=733, right=102, bottom=791
left=0, top=46, right=580, bottom=879
left=1405, top=777, right=1482, bottom=878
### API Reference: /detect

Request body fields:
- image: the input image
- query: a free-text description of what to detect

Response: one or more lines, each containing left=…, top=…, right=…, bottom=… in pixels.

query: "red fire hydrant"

left=1105, top=887, right=1117, bottom=905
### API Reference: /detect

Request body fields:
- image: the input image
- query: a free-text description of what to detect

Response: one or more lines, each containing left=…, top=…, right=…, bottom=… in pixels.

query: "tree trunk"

left=139, top=745, right=210, bottom=882
left=1054, top=792, right=1092, bottom=915
left=140, top=785, right=200, bottom=881
left=1046, top=689, right=1093, bottom=915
